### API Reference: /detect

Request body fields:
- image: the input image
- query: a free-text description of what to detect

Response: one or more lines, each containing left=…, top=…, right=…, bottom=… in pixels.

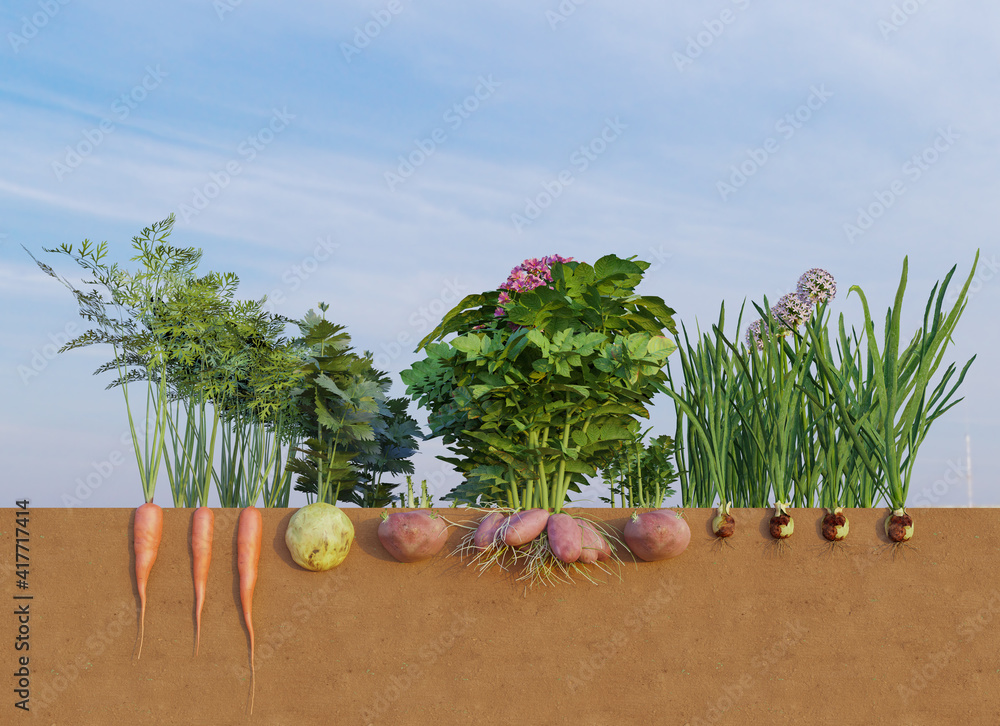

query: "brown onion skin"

left=713, top=514, right=736, bottom=538
left=886, top=512, right=913, bottom=543
left=822, top=512, right=847, bottom=542
left=769, top=513, right=792, bottom=539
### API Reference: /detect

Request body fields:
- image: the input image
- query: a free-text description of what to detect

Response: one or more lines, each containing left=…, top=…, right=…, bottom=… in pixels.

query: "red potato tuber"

left=473, top=511, right=506, bottom=550
left=546, top=513, right=582, bottom=563
left=624, top=509, right=691, bottom=562
left=577, top=519, right=611, bottom=564
left=378, top=511, right=449, bottom=563
left=502, top=508, right=550, bottom=546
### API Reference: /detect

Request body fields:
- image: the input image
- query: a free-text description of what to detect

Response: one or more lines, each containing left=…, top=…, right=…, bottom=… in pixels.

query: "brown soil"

left=7, top=507, right=999, bottom=725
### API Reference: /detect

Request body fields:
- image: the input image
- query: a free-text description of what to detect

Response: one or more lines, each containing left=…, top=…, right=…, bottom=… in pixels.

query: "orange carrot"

left=133, top=501, right=163, bottom=661
left=237, top=506, right=263, bottom=714
left=191, top=506, right=214, bottom=656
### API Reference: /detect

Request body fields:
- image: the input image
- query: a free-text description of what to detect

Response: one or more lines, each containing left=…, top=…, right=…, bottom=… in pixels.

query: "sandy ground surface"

left=4, top=506, right=999, bottom=725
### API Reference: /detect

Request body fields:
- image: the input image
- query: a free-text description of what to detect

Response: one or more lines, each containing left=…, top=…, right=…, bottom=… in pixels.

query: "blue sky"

left=1, top=0, right=996, bottom=508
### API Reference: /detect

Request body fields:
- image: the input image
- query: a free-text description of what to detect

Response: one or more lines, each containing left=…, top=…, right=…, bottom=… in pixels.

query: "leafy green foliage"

left=802, top=254, right=979, bottom=510
left=27, top=221, right=420, bottom=510
left=599, top=431, right=677, bottom=508
left=141, top=273, right=306, bottom=507
left=26, top=215, right=313, bottom=507
left=284, top=305, right=382, bottom=504
left=793, top=307, right=881, bottom=508
left=403, top=254, right=677, bottom=511
left=348, top=396, right=423, bottom=507
left=285, top=305, right=422, bottom=507
left=670, top=254, right=979, bottom=513
left=664, top=304, right=746, bottom=509
left=669, top=300, right=881, bottom=510
left=25, top=215, right=203, bottom=503
left=725, top=302, right=817, bottom=509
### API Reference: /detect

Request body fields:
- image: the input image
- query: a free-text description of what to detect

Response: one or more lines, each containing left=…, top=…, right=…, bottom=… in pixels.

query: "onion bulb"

left=821, top=507, right=849, bottom=542
left=884, top=507, right=914, bottom=542
left=768, top=501, right=794, bottom=539
left=711, top=500, right=736, bottom=538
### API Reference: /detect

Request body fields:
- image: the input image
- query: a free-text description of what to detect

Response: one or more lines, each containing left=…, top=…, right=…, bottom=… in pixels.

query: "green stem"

left=525, top=429, right=537, bottom=510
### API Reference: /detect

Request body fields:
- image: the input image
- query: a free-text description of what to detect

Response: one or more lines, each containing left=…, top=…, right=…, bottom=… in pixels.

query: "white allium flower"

left=796, top=268, right=837, bottom=304
left=772, top=293, right=813, bottom=329
left=745, top=319, right=765, bottom=350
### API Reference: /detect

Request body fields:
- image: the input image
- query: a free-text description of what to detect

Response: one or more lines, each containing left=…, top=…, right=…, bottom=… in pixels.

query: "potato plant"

left=403, top=254, right=678, bottom=513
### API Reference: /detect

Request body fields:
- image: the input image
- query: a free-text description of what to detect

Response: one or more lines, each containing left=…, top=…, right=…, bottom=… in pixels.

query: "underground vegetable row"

left=128, top=493, right=916, bottom=720
left=133, top=504, right=263, bottom=714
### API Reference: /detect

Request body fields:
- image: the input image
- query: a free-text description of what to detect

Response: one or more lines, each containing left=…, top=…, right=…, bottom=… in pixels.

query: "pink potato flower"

left=494, top=254, right=574, bottom=317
